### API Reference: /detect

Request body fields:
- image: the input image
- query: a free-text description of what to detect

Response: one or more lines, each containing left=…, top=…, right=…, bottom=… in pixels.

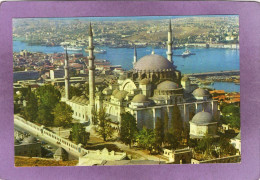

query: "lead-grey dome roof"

left=134, top=54, right=175, bottom=72
left=157, top=81, right=179, bottom=90
left=132, top=94, right=149, bottom=103
left=193, top=88, right=210, bottom=97
left=191, top=111, right=213, bottom=124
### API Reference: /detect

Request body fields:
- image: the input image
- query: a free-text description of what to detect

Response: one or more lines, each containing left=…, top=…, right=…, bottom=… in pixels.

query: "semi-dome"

left=157, top=80, right=178, bottom=90
left=140, top=78, right=151, bottom=85
left=134, top=54, right=174, bottom=72
left=192, top=111, right=213, bottom=124
left=132, top=94, right=149, bottom=103
left=114, top=90, right=128, bottom=101
left=193, top=88, right=210, bottom=97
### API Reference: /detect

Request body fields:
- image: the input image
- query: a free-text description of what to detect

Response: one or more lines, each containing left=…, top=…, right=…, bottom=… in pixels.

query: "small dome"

left=192, top=111, right=213, bottom=124
left=22, top=136, right=37, bottom=144
left=114, top=90, right=128, bottom=101
left=193, top=88, right=210, bottom=97
left=54, top=147, right=68, bottom=156
left=157, top=80, right=178, bottom=90
left=181, top=75, right=190, bottom=81
left=132, top=94, right=149, bottom=103
left=134, top=54, right=175, bottom=72
left=140, top=78, right=151, bottom=85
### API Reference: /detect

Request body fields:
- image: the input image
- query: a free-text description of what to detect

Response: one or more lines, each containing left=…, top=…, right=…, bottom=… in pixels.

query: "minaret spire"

left=64, top=46, right=70, bottom=100
left=133, top=45, right=137, bottom=67
left=166, top=19, right=173, bottom=63
left=88, top=22, right=95, bottom=124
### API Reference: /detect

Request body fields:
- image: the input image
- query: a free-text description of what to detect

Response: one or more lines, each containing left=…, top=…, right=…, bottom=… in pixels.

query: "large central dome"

left=134, top=54, right=175, bottom=72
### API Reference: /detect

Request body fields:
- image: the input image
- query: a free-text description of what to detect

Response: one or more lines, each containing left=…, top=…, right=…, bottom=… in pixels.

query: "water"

left=13, top=40, right=240, bottom=92
left=207, top=82, right=240, bottom=93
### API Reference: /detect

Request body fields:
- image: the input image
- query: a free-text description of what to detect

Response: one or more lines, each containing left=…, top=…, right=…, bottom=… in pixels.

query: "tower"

left=133, top=45, right=137, bottom=67
left=88, top=22, right=95, bottom=124
left=64, top=47, right=70, bottom=101
left=166, top=19, right=173, bottom=63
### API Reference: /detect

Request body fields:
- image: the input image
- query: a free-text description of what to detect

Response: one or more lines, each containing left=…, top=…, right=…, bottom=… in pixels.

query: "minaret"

left=88, top=22, right=95, bottom=124
left=64, top=46, right=70, bottom=101
left=166, top=19, right=173, bottom=63
left=133, top=45, right=137, bottom=67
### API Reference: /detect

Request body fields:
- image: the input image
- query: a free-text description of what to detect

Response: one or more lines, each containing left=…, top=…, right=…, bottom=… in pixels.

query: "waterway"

left=13, top=40, right=240, bottom=92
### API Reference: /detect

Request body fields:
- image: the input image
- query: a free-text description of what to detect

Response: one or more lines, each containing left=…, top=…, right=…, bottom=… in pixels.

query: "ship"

left=85, top=48, right=107, bottom=54
left=182, top=49, right=196, bottom=57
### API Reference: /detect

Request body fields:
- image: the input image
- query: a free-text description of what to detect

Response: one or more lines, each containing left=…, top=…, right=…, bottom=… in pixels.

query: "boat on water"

left=85, top=48, right=107, bottom=54
left=65, top=46, right=83, bottom=51
left=182, top=49, right=196, bottom=57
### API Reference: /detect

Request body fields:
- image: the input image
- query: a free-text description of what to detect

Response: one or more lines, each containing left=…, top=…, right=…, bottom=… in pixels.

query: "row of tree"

left=21, top=85, right=73, bottom=127
left=119, top=102, right=189, bottom=153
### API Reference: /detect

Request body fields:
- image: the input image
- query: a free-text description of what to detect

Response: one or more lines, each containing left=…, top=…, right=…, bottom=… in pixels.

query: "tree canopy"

left=120, top=112, right=138, bottom=147
left=21, top=87, right=38, bottom=122
left=53, top=102, right=73, bottom=128
left=222, top=104, right=240, bottom=129
left=155, top=117, right=164, bottom=151
left=69, top=123, right=90, bottom=145
left=135, top=127, right=156, bottom=154
left=96, top=107, right=114, bottom=141
left=170, top=102, right=183, bottom=143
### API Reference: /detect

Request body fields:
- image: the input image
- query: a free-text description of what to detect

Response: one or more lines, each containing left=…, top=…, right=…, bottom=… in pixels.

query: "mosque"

left=62, top=20, right=219, bottom=137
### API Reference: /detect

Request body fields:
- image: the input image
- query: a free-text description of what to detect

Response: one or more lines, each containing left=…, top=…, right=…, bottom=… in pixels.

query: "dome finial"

left=169, top=19, right=172, bottom=32
left=89, top=22, right=93, bottom=36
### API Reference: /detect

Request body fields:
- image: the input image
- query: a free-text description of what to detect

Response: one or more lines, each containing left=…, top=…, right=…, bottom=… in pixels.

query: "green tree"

left=165, top=132, right=179, bottom=149
left=163, top=111, right=169, bottom=138
left=182, top=122, right=190, bottom=145
left=96, top=107, right=114, bottom=141
left=120, top=112, right=138, bottom=148
left=53, top=102, right=73, bottom=127
left=222, top=104, right=240, bottom=129
left=91, top=106, right=99, bottom=125
left=218, top=137, right=237, bottom=157
left=36, top=105, right=53, bottom=126
left=36, top=85, right=61, bottom=126
left=155, top=117, right=164, bottom=152
left=21, top=88, right=38, bottom=122
left=171, top=102, right=183, bottom=142
left=69, top=123, right=90, bottom=145
left=196, top=134, right=213, bottom=156
left=36, top=84, right=61, bottom=110
left=135, top=127, right=156, bottom=154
